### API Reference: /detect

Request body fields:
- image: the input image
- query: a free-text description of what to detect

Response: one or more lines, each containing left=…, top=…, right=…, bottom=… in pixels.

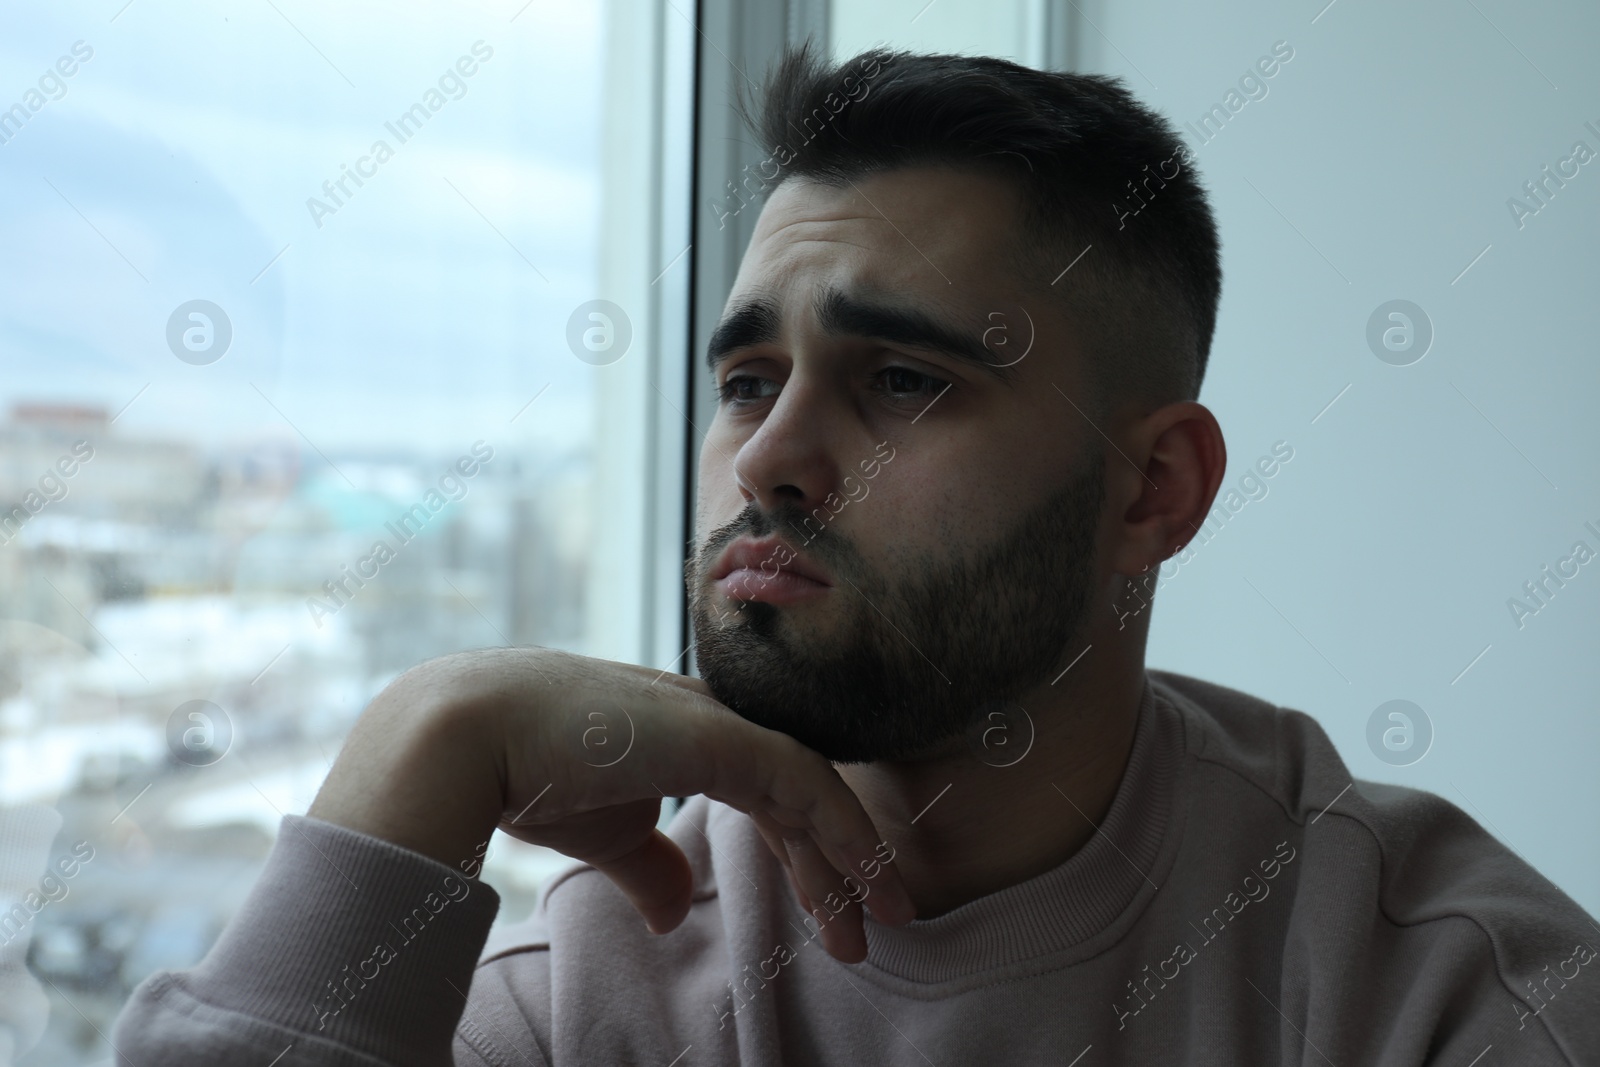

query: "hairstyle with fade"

left=737, top=44, right=1223, bottom=414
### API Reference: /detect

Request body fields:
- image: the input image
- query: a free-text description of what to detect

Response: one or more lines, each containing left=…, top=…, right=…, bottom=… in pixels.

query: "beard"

left=687, top=452, right=1105, bottom=763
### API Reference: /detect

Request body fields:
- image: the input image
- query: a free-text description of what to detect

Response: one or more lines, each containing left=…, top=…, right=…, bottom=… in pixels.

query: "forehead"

left=731, top=167, right=1029, bottom=312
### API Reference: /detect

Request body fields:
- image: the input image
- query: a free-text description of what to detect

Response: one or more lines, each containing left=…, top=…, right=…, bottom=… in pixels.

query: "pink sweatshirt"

left=112, top=671, right=1600, bottom=1064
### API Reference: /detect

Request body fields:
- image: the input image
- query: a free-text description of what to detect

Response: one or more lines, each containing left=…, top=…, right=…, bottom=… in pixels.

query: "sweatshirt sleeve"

left=112, top=815, right=502, bottom=1067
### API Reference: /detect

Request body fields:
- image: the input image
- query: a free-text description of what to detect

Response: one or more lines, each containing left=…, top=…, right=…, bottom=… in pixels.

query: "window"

left=0, top=3, right=689, bottom=1060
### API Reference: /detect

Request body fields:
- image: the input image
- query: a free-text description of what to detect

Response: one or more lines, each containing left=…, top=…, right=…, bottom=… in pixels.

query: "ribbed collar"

left=856, top=673, right=1184, bottom=988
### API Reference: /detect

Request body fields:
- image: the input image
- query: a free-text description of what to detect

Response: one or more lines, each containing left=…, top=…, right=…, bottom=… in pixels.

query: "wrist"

left=309, top=662, right=506, bottom=869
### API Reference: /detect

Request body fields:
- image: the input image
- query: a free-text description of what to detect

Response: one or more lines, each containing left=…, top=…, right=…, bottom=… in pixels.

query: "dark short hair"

left=739, top=45, right=1222, bottom=411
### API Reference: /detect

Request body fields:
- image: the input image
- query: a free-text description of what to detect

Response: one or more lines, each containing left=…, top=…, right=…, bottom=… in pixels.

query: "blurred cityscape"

left=0, top=401, right=595, bottom=1064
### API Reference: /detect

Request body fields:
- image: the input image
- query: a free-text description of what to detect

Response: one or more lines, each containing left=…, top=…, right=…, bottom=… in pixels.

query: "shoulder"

left=1152, top=668, right=1589, bottom=923
left=1152, top=669, right=1585, bottom=913
left=1152, top=669, right=1600, bottom=1058
left=1150, top=667, right=1346, bottom=821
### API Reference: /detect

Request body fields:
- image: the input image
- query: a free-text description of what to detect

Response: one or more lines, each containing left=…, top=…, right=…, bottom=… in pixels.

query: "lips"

left=710, top=536, right=832, bottom=587
left=708, top=534, right=835, bottom=608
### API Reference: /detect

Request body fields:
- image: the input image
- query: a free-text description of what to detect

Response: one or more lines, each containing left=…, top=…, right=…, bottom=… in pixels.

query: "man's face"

left=687, top=166, right=1108, bottom=764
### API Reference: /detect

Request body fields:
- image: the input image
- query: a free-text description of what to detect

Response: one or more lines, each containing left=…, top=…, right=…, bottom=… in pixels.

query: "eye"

left=873, top=366, right=948, bottom=399
left=715, top=373, right=779, bottom=405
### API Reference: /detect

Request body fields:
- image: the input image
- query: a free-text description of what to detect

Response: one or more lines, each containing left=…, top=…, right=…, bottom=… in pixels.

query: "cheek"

left=842, top=463, right=968, bottom=560
left=899, top=451, right=1016, bottom=527
left=693, top=460, right=746, bottom=539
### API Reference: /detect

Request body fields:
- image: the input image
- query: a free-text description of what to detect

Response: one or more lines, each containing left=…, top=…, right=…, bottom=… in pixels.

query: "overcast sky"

left=0, top=0, right=611, bottom=458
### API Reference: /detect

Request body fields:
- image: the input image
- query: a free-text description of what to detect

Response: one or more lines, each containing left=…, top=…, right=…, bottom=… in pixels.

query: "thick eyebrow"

left=706, top=298, right=783, bottom=375
left=704, top=287, right=1021, bottom=386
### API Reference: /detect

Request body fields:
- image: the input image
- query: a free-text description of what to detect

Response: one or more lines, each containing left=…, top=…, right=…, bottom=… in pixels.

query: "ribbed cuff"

left=182, top=814, right=500, bottom=1065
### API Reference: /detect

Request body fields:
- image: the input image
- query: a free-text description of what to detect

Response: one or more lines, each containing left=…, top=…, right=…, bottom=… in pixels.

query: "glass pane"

left=0, top=3, right=682, bottom=1062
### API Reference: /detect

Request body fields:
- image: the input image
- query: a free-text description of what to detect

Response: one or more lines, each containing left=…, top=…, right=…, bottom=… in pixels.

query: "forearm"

left=112, top=814, right=502, bottom=1067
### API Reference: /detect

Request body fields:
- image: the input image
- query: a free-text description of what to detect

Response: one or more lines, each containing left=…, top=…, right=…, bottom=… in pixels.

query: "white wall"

left=1089, top=0, right=1599, bottom=919
left=833, top=0, right=1042, bottom=65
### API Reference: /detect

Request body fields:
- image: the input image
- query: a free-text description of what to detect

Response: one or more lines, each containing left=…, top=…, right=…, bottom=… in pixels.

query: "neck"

left=838, top=656, right=1145, bottom=921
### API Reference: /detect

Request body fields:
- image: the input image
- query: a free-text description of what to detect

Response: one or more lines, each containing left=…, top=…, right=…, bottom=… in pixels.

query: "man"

left=114, top=46, right=1599, bottom=1066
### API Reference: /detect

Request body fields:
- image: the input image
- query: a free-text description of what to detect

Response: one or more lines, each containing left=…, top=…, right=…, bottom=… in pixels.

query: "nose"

left=730, top=372, right=843, bottom=518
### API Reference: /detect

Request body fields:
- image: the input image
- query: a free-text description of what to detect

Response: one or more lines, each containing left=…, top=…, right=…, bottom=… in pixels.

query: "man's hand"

left=307, top=647, right=914, bottom=962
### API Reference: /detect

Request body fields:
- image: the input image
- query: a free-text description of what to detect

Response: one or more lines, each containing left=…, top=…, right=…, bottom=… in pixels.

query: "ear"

left=1108, top=401, right=1226, bottom=577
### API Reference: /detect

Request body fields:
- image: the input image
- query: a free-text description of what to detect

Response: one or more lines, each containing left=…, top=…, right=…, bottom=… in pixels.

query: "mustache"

left=692, top=500, right=856, bottom=581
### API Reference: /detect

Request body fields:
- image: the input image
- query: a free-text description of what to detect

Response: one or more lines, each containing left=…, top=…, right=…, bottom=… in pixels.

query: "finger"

left=749, top=810, right=796, bottom=876
left=770, top=777, right=914, bottom=928
left=749, top=811, right=814, bottom=919
left=686, top=723, right=915, bottom=926
left=563, top=796, right=694, bottom=936
left=781, top=830, right=868, bottom=963
left=562, top=683, right=913, bottom=926
left=588, top=827, right=694, bottom=934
